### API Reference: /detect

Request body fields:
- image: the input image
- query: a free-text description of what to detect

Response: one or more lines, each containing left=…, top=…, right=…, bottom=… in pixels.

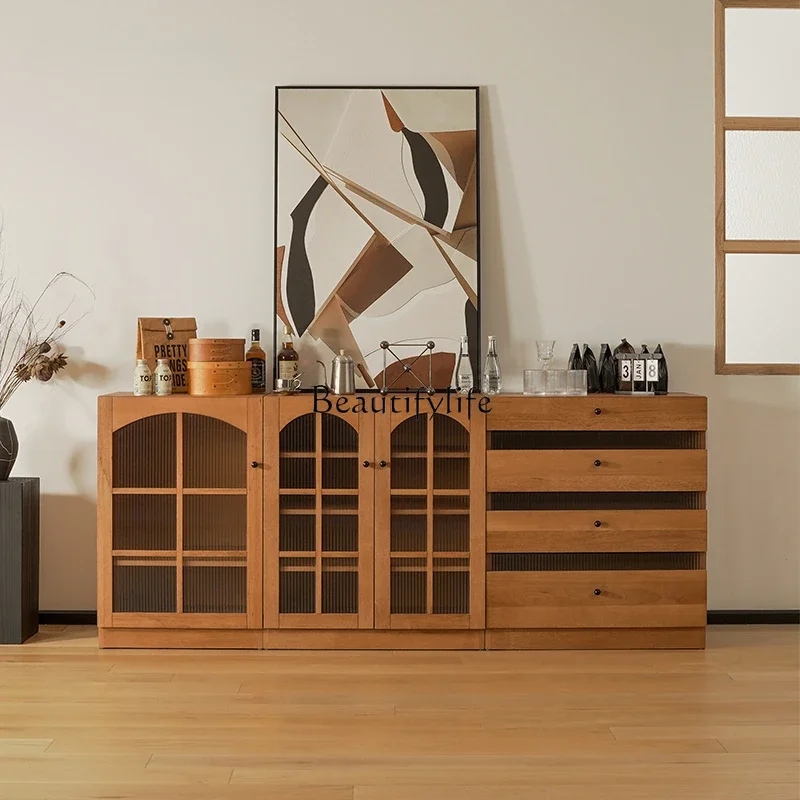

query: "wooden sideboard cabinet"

left=98, top=392, right=707, bottom=650
left=484, top=395, right=707, bottom=650
left=97, top=394, right=263, bottom=648
left=262, top=395, right=485, bottom=649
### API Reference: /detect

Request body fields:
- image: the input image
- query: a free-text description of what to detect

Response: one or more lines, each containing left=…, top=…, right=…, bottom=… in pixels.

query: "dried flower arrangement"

left=0, top=233, right=93, bottom=411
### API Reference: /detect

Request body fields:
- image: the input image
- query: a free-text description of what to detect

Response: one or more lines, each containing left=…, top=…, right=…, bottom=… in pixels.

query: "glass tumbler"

left=567, top=370, right=588, bottom=396
left=546, top=369, right=568, bottom=395
left=523, top=369, right=547, bottom=395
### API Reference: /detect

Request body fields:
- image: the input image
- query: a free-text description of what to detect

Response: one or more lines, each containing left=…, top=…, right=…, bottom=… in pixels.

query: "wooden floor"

left=0, top=626, right=797, bottom=799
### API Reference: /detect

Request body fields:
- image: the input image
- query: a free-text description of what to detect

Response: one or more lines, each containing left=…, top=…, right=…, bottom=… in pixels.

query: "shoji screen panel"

left=715, top=0, right=800, bottom=375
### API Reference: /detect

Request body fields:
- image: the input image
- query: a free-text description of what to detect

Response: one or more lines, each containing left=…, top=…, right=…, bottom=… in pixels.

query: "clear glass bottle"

left=455, top=335, right=473, bottom=394
left=154, top=358, right=173, bottom=396
left=133, top=359, right=153, bottom=396
left=246, top=328, right=266, bottom=394
left=482, top=335, right=502, bottom=395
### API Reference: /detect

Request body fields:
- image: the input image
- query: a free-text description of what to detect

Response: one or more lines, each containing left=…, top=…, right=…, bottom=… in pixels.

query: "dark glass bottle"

left=568, top=343, right=584, bottom=371
left=583, top=344, right=600, bottom=394
left=654, top=344, right=669, bottom=394
left=246, top=328, right=266, bottom=394
left=598, top=344, right=615, bottom=393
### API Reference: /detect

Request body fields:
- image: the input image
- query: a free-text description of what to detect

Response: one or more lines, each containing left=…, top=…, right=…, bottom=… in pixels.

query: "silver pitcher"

left=316, top=350, right=356, bottom=395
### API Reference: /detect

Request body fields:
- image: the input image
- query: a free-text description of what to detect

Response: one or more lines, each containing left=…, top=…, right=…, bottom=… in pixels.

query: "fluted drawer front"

left=486, top=396, right=707, bottom=431
left=486, top=450, right=707, bottom=493
left=487, top=510, right=707, bottom=553
left=487, top=570, right=707, bottom=629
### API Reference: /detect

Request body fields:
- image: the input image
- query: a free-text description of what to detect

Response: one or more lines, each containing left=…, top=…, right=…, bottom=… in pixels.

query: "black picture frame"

left=273, top=85, right=481, bottom=393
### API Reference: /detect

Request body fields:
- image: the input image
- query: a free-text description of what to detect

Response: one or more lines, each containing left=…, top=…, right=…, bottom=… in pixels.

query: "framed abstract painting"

left=274, top=86, right=480, bottom=391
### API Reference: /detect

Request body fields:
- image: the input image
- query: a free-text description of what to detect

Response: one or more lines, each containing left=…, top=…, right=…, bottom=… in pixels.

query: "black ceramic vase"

left=0, top=417, right=19, bottom=481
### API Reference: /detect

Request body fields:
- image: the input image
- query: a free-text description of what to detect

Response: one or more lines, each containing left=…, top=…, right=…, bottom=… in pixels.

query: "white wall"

left=0, top=0, right=797, bottom=611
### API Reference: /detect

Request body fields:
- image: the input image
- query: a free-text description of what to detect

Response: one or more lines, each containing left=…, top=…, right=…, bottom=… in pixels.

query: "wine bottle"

left=482, top=335, right=502, bottom=395
left=246, top=328, right=267, bottom=394
left=455, top=336, right=474, bottom=395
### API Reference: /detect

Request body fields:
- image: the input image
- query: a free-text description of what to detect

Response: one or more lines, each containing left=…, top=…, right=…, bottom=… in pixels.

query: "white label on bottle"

left=646, top=359, right=659, bottom=381
left=620, top=360, right=632, bottom=382
left=633, top=359, right=645, bottom=382
left=278, top=361, right=297, bottom=380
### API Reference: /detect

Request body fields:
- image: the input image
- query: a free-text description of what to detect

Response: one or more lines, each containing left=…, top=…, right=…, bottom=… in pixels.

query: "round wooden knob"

left=362, top=461, right=370, bottom=468
left=594, top=408, right=602, bottom=415
left=594, top=520, right=602, bottom=528
left=593, top=588, right=601, bottom=596
left=594, top=459, right=601, bottom=467
left=251, top=461, right=259, bottom=468
left=379, top=460, right=387, bottom=468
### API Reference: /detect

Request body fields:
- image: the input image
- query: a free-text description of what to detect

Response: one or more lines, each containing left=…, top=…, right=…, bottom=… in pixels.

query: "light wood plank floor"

left=0, top=626, right=797, bottom=799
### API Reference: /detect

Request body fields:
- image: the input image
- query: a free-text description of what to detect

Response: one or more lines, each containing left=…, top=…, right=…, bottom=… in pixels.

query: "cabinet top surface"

left=100, top=392, right=706, bottom=399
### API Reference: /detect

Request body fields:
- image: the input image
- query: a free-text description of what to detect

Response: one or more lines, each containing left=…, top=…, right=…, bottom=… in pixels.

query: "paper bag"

left=136, top=317, right=197, bottom=393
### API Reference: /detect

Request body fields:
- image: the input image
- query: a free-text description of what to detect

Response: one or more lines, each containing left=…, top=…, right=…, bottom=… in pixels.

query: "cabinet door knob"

left=594, top=408, right=602, bottom=415
left=362, top=460, right=371, bottom=468
left=594, top=520, right=602, bottom=528
left=593, top=588, right=601, bottom=596
left=594, top=459, right=602, bottom=467
left=251, top=461, right=259, bottom=468
left=379, top=460, right=387, bottom=468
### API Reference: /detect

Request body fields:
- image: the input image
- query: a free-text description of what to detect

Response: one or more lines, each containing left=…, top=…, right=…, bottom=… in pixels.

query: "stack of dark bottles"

left=570, top=339, right=669, bottom=394
left=568, top=343, right=600, bottom=394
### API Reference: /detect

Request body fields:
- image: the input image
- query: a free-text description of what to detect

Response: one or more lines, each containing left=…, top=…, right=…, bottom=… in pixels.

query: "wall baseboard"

left=39, top=610, right=800, bottom=627
left=706, top=610, right=800, bottom=625
left=39, top=611, right=97, bottom=625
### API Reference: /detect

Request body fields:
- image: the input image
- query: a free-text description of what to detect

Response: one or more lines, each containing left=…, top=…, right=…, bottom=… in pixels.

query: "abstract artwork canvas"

left=274, top=86, right=479, bottom=391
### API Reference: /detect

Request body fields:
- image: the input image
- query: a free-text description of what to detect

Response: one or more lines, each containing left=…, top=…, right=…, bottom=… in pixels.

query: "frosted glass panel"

left=726, top=254, right=800, bottom=364
left=725, top=131, right=800, bottom=241
left=725, top=9, right=800, bottom=117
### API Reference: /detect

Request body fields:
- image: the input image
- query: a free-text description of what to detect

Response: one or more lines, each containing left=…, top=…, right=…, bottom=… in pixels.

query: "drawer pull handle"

left=594, top=408, right=602, bottom=415
left=362, top=460, right=371, bottom=468
left=593, top=588, right=602, bottom=596
left=594, top=459, right=602, bottom=467
left=250, top=461, right=259, bottom=469
left=379, top=460, right=387, bottom=468
left=594, top=520, right=602, bottom=528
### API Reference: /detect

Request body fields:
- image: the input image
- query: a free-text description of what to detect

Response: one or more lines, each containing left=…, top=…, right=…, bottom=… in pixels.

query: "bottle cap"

left=251, top=328, right=260, bottom=340
left=157, top=358, right=169, bottom=363
left=284, top=324, right=292, bottom=335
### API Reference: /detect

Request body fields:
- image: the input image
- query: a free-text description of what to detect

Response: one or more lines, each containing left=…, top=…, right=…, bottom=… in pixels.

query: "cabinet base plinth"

left=99, top=628, right=262, bottom=649
left=486, top=628, right=706, bottom=650
left=263, top=629, right=485, bottom=650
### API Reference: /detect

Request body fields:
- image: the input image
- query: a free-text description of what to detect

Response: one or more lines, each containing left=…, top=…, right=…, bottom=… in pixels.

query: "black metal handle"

left=362, top=460, right=371, bottom=468
left=594, top=408, right=602, bottom=415
left=251, top=461, right=259, bottom=468
left=593, top=588, right=601, bottom=596
left=379, top=460, right=387, bottom=468
left=594, top=520, right=602, bottom=528
left=594, top=459, right=601, bottom=467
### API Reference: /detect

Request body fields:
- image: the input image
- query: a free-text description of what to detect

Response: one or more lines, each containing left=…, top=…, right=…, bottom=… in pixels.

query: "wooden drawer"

left=486, top=450, right=707, bottom=492
left=487, top=510, right=707, bottom=552
left=487, top=570, right=706, bottom=629
left=486, top=395, right=707, bottom=431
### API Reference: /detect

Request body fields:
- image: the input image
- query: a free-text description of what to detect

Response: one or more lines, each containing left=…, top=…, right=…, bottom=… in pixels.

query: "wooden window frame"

left=714, top=0, right=800, bottom=375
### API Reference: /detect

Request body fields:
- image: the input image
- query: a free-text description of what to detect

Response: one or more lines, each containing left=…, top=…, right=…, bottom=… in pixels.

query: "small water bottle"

left=133, top=359, right=153, bottom=396
left=455, top=336, right=474, bottom=394
left=154, top=358, right=173, bottom=396
left=483, top=335, right=502, bottom=395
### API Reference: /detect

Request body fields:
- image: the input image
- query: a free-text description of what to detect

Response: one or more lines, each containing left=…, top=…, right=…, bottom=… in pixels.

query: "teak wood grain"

left=486, top=570, right=707, bottom=629
left=486, top=395, right=707, bottom=431
left=486, top=450, right=708, bottom=492
left=486, top=510, right=707, bottom=553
